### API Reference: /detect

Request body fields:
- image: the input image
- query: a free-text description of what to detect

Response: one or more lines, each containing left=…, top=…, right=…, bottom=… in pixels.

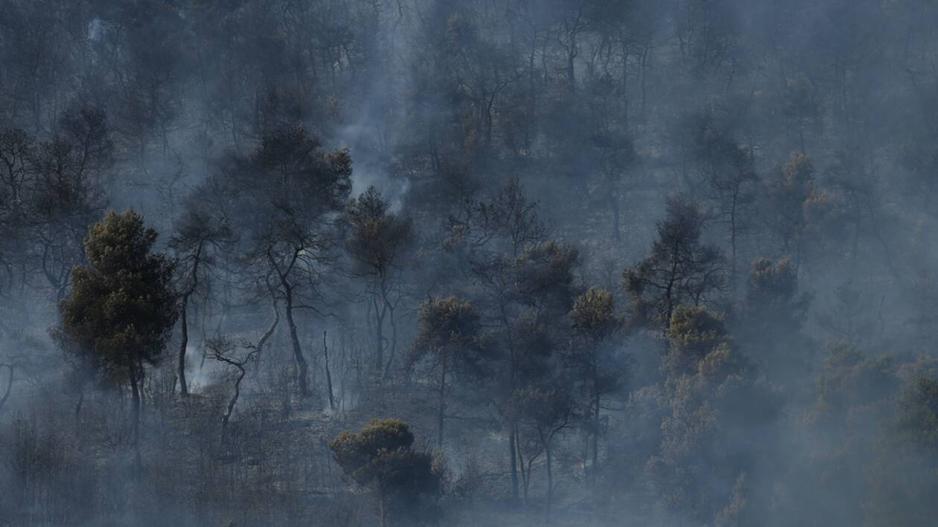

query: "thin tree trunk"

left=437, top=349, right=448, bottom=449
left=621, top=39, right=630, bottom=126
left=730, top=198, right=738, bottom=294
left=664, top=254, right=679, bottom=332
left=527, top=31, right=537, bottom=150
left=128, top=361, right=142, bottom=472
left=546, top=439, right=553, bottom=516
left=510, top=423, right=520, bottom=502
left=383, top=306, right=398, bottom=379
left=74, top=385, right=84, bottom=422
left=379, top=487, right=388, bottom=527
left=222, top=366, right=245, bottom=429
left=178, top=243, right=203, bottom=397
left=253, top=300, right=280, bottom=384
left=567, top=32, right=577, bottom=94
left=284, top=286, right=310, bottom=397
left=382, top=286, right=398, bottom=379
left=373, top=293, right=386, bottom=376
left=499, top=300, right=521, bottom=503
left=516, top=428, right=529, bottom=505
left=0, top=364, right=13, bottom=414
left=323, top=330, right=335, bottom=411
left=129, top=363, right=140, bottom=438
left=178, top=296, right=190, bottom=396
left=640, top=46, right=649, bottom=118
left=591, top=362, right=600, bottom=486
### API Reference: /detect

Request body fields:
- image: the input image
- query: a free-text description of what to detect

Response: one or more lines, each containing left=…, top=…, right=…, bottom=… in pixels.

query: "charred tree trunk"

left=516, top=427, right=529, bottom=505
left=510, top=424, right=520, bottom=502
left=128, top=360, right=142, bottom=462
left=591, top=361, right=600, bottom=485
left=253, top=300, right=280, bottom=385
left=437, top=348, right=448, bottom=449
left=129, top=364, right=140, bottom=428
left=222, top=364, right=246, bottom=430
left=378, top=486, right=388, bottom=527
left=177, top=242, right=203, bottom=397
left=74, top=386, right=84, bottom=422
left=284, top=285, right=310, bottom=398
left=177, top=298, right=191, bottom=396
left=0, top=364, right=13, bottom=414
left=545, top=436, right=554, bottom=516
left=373, top=295, right=385, bottom=376
left=323, top=330, right=335, bottom=411
left=381, top=280, right=399, bottom=379
left=498, top=301, right=521, bottom=503
left=268, top=248, right=309, bottom=397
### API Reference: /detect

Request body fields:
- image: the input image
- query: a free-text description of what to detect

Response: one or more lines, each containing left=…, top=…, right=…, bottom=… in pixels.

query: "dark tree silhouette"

left=330, top=419, right=441, bottom=527
left=412, top=296, right=483, bottom=448
left=346, top=186, right=413, bottom=378
left=219, top=126, right=351, bottom=398
left=170, top=198, right=232, bottom=396
left=57, top=210, right=177, bottom=440
left=624, top=196, right=725, bottom=331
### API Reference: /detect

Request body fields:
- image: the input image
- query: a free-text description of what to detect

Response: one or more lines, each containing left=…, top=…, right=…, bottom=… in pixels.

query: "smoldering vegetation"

left=1, top=0, right=938, bottom=525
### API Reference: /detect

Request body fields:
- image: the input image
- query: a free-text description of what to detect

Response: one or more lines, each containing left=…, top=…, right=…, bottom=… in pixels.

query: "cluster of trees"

left=3, top=0, right=938, bottom=526
left=0, top=106, right=110, bottom=300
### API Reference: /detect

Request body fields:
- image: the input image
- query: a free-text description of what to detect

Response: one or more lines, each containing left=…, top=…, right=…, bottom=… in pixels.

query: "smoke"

left=2, top=0, right=938, bottom=525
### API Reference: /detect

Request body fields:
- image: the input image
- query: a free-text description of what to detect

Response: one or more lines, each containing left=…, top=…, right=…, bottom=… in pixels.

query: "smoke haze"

left=2, top=1, right=938, bottom=526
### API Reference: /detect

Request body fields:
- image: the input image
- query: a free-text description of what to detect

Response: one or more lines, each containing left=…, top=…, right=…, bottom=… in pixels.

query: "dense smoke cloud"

left=2, top=0, right=938, bottom=525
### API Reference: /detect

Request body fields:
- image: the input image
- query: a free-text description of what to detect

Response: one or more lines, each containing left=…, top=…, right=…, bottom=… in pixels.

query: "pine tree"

left=57, top=210, right=177, bottom=441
